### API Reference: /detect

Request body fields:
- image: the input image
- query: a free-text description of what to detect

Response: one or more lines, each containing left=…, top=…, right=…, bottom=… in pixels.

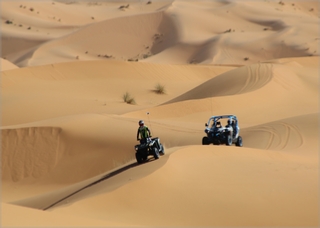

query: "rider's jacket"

left=138, top=126, right=150, bottom=139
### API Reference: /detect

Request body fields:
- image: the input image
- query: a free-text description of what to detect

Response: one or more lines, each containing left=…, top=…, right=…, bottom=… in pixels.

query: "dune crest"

left=164, top=62, right=274, bottom=103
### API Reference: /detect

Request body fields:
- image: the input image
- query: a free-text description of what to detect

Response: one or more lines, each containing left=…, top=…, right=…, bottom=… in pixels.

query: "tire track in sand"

left=244, top=121, right=304, bottom=151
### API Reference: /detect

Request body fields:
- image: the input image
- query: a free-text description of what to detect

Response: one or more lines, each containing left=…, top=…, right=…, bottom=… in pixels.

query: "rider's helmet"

left=139, top=120, right=144, bottom=126
left=227, top=119, right=232, bottom=125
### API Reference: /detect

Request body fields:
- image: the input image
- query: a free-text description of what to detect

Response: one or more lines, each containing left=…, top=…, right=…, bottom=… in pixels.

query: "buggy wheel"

left=226, top=135, right=232, bottom=146
left=135, top=153, right=143, bottom=164
left=159, top=144, right=165, bottom=155
left=202, top=136, right=210, bottom=145
left=236, top=136, right=243, bottom=147
left=153, top=147, right=160, bottom=160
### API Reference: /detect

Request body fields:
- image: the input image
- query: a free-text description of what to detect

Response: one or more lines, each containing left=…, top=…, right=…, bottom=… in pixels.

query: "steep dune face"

left=1, top=114, right=140, bottom=202
left=1, top=127, right=62, bottom=182
left=1, top=115, right=136, bottom=185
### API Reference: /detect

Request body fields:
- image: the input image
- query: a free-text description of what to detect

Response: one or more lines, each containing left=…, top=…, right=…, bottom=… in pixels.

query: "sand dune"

left=11, top=10, right=178, bottom=67
left=45, top=147, right=317, bottom=227
left=1, top=60, right=233, bottom=125
left=2, top=0, right=319, bottom=67
left=1, top=0, right=319, bottom=227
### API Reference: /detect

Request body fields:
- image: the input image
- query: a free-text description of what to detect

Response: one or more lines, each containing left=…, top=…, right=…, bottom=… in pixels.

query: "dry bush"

left=154, top=83, right=166, bottom=94
left=119, top=4, right=129, bottom=9
left=122, top=92, right=136, bottom=104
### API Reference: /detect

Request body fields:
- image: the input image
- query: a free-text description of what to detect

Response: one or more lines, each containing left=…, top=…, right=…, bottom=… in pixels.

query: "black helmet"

left=139, top=120, right=144, bottom=126
left=227, top=119, right=232, bottom=124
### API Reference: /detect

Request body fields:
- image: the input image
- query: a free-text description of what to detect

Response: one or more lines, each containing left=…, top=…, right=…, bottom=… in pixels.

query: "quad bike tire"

left=202, top=136, right=210, bottom=145
left=236, top=136, right=243, bottom=147
left=135, top=153, right=143, bottom=164
left=159, top=144, right=165, bottom=155
left=153, top=147, right=160, bottom=160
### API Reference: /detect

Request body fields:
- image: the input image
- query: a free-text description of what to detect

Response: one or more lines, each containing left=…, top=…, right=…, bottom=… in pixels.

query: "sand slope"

left=1, top=0, right=319, bottom=227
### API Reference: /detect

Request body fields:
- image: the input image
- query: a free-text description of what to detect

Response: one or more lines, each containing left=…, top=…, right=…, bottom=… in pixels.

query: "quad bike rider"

left=137, top=120, right=151, bottom=144
left=135, top=120, right=165, bottom=163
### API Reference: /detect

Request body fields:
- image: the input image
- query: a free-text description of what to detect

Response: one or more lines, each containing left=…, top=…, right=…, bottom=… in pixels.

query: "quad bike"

left=202, top=115, right=243, bottom=147
left=134, top=137, right=165, bottom=164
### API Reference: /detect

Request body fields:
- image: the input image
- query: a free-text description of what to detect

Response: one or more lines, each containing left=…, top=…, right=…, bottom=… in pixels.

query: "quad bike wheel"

left=236, top=136, right=243, bottom=147
left=159, top=144, right=165, bottom=155
left=153, top=147, right=160, bottom=160
left=135, top=153, right=143, bottom=164
left=202, top=136, right=210, bottom=145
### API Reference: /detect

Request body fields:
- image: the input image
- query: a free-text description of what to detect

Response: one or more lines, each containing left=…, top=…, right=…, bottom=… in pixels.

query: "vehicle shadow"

left=42, top=162, right=141, bottom=210
left=42, top=155, right=166, bottom=211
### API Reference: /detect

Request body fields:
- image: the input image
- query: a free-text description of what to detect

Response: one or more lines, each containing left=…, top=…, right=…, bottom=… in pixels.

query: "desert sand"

left=1, top=0, right=319, bottom=227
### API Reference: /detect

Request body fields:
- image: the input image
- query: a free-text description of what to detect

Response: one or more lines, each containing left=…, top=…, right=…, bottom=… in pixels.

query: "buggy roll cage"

left=205, top=115, right=238, bottom=128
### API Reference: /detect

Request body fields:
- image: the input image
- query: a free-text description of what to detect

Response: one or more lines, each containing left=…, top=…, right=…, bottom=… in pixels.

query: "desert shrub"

left=154, top=83, right=166, bottom=94
left=122, top=92, right=136, bottom=104
left=119, top=4, right=129, bottom=9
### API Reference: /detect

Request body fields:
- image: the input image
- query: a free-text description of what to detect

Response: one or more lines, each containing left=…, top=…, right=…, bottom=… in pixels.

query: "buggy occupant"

left=225, top=119, right=233, bottom=135
left=225, top=119, right=232, bottom=127
left=232, top=120, right=240, bottom=138
left=137, top=120, right=151, bottom=143
left=215, top=121, right=222, bottom=130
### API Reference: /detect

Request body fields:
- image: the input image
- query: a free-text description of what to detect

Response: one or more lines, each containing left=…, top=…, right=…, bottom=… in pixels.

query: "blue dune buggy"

left=202, top=115, right=243, bottom=146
